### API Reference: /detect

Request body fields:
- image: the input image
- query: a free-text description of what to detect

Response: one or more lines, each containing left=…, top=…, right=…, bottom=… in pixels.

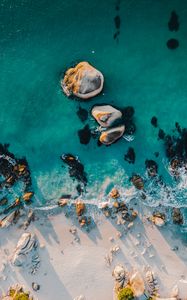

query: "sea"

left=0, top=0, right=187, bottom=228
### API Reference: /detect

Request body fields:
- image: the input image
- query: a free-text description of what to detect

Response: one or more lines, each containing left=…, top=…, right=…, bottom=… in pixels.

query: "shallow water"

left=0, top=0, right=187, bottom=213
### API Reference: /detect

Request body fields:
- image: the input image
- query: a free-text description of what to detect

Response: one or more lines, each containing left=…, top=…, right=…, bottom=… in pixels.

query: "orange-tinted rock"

left=99, top=125, right=125, bottom=145
left=76, top=201, right=86, bottom=216
left=22, top=192, right=34, bottom=202
left=62, top=62, right=104, bottom=99
left=110, top=188, right=120, bottom=199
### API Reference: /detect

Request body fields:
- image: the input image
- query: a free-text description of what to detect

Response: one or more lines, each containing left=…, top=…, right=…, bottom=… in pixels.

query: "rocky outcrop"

left=62, top=62, right=104, bottom=99
left=12, top=232, right=40, bottom=272
left=129, top=272, right=145, bottom=297
left=0, top=210, right=20, bottom=228
left=76, top=201, right=86, bottom=216
left=172, top=208, right=183, bottom=224
left=131, top=175, right=144, bottom=190
left=91, top=105, right=122, bottom=127
left=110, top=188, right=120, bottom=199
left=151, top=212, right=166, bottom=227
left=112, top=265, right=128, bottom=291
left=146, top=270, right=159, bottom=297
left=99, top=125, right=125, bottom=145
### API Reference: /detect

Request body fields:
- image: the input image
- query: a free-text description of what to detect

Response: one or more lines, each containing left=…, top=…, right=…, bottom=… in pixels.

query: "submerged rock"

left=145, top=160, right=158, bottom=177
left=99, top=125, right=125, bottom=145
left=172, top=208, right=183, bottom=224
left=78, top=124, right=91, bottom=145
left=76, top=106, right=88, bottom=122
left=167, top=38, right=179, bottom=49
left=91, top=105, right=122, bottom=127
left=168, top=11, right=179, bottom=31
left=62, top=62, right=104, bottom=99
left=61, top=154, right=87, bottom=186
left=124, top=147, right=135, bottom=164
left=151, top=116, right=158, bottom=127
left=0, top=197, right=8, bottom=206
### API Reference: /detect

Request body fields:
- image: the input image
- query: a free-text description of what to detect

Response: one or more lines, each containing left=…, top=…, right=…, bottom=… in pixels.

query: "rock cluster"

left=91, top=105, right=125, bottom=145
left=61, top=154, right=87, bottom=188
left=61, top=62, right=104, bottom=99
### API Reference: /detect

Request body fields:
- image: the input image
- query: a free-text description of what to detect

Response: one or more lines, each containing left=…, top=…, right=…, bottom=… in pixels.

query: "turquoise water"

left=1, top=0, right=187, bottom=209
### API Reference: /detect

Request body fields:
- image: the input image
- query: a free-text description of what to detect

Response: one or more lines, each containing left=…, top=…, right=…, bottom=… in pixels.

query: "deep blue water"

left=0, top=0, right=187, bottom=214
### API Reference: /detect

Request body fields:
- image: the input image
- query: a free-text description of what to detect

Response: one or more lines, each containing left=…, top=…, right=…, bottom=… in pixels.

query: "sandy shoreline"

left=0, top=203, right=187, bottom=300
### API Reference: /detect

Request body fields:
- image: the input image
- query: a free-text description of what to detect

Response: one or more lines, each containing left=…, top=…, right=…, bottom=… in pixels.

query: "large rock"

left=129, top=272, right=145, bottom=297
left=61, top=62, right=104, bottom=99
left=99, top=125, right=125, bottom=145
left=12, top=232, right=39, bottom=269
left=91, top=105, right=122, bottom=127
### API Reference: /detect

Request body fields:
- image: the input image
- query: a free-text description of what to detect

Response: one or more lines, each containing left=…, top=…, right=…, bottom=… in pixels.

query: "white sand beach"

left=0, top=202, right=186, bottom=300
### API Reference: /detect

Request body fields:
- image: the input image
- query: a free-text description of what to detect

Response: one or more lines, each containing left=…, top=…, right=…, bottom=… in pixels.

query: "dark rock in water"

left=97, top=139, right=102, bottom=147
left=76, top=184, right=84, bottom=195
left=0, top=144, right=32, bottom=209
left=61, top=154, right=87, bottom=186
left=131, top=174, right=144, bottom=190
left=175, top=122, right=182, bottom=133
left=122, top=106, right=135, bottom=119
left=168, top=11, right=179, bottom=31
left=158, top=129, right=165, bottom=139
left=124, top=147, right=135, bottom=164
left=0, top=198, right=8, bottom=206
left=78, top=124, right=91, bottom=145
left=121, top=106, right=136, bottom=135
left=167, top=38, right=179, bottom=49
left=114, top=31, right=120, bottom=40
left=77, top=106, right=88, bottom=122
left=172, top=208, right=183, bottom=224
left=151, top=116, right=158, bottom=127
left=154, top=152, right=159, bottom=157
left=114, top=15, right=121, bottom=29
left=145, top=159, right=158, bottom=177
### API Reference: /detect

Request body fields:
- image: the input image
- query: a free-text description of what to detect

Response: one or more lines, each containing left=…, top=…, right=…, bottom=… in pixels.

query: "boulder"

left=76, top=201, right=86, bottom=216
left=172, top=208, right=183, bottom=224
left=131, top=175, right=144, bottom=190
left=110, top=188, right=120, bottom=199
left=12, top=232, right=39, bottom=267
left=91, top=105, right=122, bottom=127
left=129, top=272, right=145, bottom=297
left=152, top=212, right=166, bottom=227
left=62, top=62, right=104, bottom=99
left=0, top=210, right=20, bottom=228
left=99, top=125, right=125, bottom=145
left=22, top=192, right=34, bottom=202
